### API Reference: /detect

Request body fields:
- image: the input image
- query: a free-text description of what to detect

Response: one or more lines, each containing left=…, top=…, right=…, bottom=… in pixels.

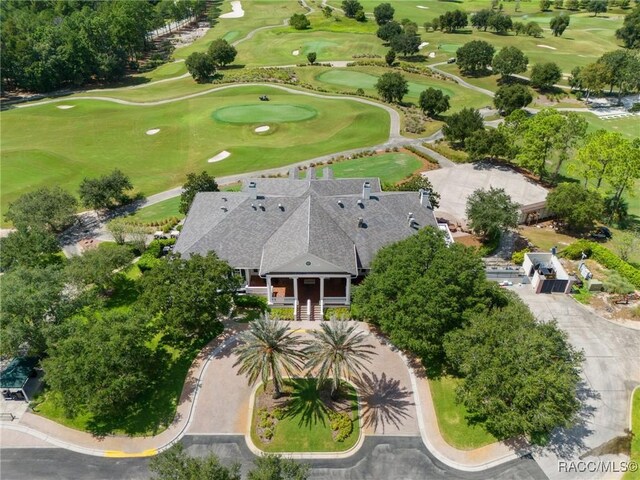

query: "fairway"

left=212, top=103, right=318, bottom=123
left=321, top=152, right=425, bottom=184
left=0, top=86, right=389, bottom=217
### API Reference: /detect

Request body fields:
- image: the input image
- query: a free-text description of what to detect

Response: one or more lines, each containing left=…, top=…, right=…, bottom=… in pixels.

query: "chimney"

left=248, top=181, right=257, bottom=200
left=419, top=189, right=432, bottom=209
left=362, top=181, right=371, bottom=200
left=289, top=168, right=298, bottom=180
left=306, top=167, right=316, bottom=180
left=323, top=167, right=334, bottom=179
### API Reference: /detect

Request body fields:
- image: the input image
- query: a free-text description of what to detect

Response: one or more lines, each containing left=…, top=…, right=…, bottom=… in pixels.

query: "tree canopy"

left=375, top=72, right=409, bottom=102
left=494, top=84, right=533, bottom=115
left=550, top=13, right=570, bottom=36
left=390, top=175, right=441, bottom=208
left=444, top=299, right=583, bottom=442
left=616, top=5, right=640, bottom=48
left=465, top=187, right=519, bottom=239
left=0, top=228, right=61, bottom=272
left=65, top=243, right=135, bottom=293
left=290, top=13, right=311, bottom=30
left=373, top=3, right=395, bottom=25
left=5, top=186, right=77, bottom=233
left=180, top=171, right=220, bottom=214
left=529, top=62, right=562, bottom=90
left=491, top=46, right=528, bottom=79
left=185, top=52, right=217, bottom=82
left=342, top=0, right=363, bottom=18
left=456, top=40, right=495, bottom=75
left=78, top=169, right=134, bottom=210
left=377, top=20, right=402, bottom=41
left=138, top=252, right=241, bottom=341
left=418, top=88, right=451, bottom=118
left=442, top=108, right=484, bottom=145
left=389, top=32, right=421, bottom=56
left=546, top=182, right=604, bottom=232
left=465, top=128, right=514, bottom=161
left=207, top=39, right=237, bottom=67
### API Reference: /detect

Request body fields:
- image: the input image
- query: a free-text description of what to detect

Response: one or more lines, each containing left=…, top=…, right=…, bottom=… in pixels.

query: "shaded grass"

left=624, top=388, right=640, bottom=479
left=251, top=378, right=360, bottom=453
left=319, top=152, right=424, bottom=184
left=429, top=376, right=498, bottom=450
left=129, top=197, right=183, bottom=223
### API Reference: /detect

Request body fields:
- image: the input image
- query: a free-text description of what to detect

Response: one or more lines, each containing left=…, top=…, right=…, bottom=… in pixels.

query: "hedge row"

left=561, top=240, right=640, bottom=288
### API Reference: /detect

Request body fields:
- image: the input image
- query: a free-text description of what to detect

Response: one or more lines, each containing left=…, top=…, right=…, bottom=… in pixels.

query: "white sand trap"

left=419, top=42, right=429, bottom=50
left=57, top=105, right=75, bottom=110
left=428, top=52, right=436, bottom=58
left=220, top=1, right=244, bottom=18
left=208, top=150, right=231, bottom=163
left=146, top=128, right=160, bottom=135
left=292, top=50, right=300, bottom=56
left=417, top=5, right=429, bottom=8
left=537, top=44, right=557, bottom=50
left=254, top=125, right=270, bottom=133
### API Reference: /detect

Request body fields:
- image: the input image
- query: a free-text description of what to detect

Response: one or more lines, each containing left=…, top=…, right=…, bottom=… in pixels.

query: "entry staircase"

left=295, top=301, right=322, bottom=321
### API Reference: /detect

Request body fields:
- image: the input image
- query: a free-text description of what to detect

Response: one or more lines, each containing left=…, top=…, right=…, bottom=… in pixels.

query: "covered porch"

left=266, top=275, right=351, bottom=309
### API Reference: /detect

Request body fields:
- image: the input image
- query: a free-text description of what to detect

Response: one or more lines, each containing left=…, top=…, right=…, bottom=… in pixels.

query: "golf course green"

left=212, top=103, right=318, bottom=124
left=0, top=86, right=389, bottom=217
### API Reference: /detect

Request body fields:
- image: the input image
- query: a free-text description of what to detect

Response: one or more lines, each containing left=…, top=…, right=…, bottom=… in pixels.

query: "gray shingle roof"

left=174, top=176, right=438, bottom=274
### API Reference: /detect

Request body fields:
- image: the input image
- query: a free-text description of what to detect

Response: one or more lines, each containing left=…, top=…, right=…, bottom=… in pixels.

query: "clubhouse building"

left=174, top=168, right=450, bottom=320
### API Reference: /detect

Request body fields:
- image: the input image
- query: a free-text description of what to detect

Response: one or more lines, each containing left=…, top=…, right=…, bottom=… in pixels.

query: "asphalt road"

left=1, top=435, right=548, bottom=480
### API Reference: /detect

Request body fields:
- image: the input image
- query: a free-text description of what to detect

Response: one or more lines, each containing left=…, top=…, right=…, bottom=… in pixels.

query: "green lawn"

left=129, top=197, right=183, bottom=223
left=624, top=388, right=640, bottom=480
left=320, top=152, right=424, bottom=184
left=1, top=85, right=389, bottom=221
left=251, top=378, right=360, bottom=453
left=429, top=376, right=498, bottom=450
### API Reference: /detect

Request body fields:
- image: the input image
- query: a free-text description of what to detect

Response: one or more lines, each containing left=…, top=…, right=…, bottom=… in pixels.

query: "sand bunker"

left=220, top=1, right=244, bottom=18
left=146, top=128, right=161, bottom=135
left=537, top=44, right=557, bottom=50
left=292, top=50, right=300, bottom=56
left=208, top=150, right=231, bottom=163
left=419, top=42, right=429, bottom=50
left=417, top=5, right=429, bottom=8
left=428, top=52, right=436, bottom=58
left=254, top=125, right=270, bottom=133
left=57, top=105, right=75, bottom=110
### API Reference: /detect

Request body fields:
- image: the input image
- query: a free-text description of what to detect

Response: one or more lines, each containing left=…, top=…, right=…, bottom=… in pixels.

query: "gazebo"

left=1, top=357, right=38, bottom=402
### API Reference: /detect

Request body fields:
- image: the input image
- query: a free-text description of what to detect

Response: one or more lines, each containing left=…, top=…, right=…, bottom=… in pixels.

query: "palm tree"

left=233, top=317, right=307, bottom=398
left=304, top=320, right=377, bottom=399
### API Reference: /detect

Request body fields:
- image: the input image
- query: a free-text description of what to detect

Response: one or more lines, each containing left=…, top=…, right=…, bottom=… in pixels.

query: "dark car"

left=259, top=95, right=269, bottom=101
left=447, top=57, right=456, bottom=64
left=590, top=226, right=612, bottom=240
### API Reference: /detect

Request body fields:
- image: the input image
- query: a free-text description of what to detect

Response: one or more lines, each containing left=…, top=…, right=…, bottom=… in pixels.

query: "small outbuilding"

left=523, top=252, right=577, bottom=294
left=1, top=357, right=39, bottom=402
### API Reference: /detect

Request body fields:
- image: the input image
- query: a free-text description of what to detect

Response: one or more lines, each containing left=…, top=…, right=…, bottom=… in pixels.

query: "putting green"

left=316, top=70, right=456, bottom=100
left=212, top=104, right=318, bottom=124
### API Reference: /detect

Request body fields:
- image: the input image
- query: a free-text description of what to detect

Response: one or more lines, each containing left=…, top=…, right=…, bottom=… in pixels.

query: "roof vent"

left=410, top=218, right=419, bottom=229
left=248, top=181, right=257, bottom=200
left=357, top=199, right=364, bottom=208
left=407, top=212, right=414, bottom=221
left=362, top=181, right=371, bottom=200
left=278, top=203, right=284, bottom=211
left=220, top=206, right=228, bottom=212
left=337, top=200, right=344, bottom=208
left=222, top=197, right=227, bottom=202
left=251, top=203, right=256, bottom=210
left=258, top=203, right=264, bottom=211
left=358, top=217, right=365, bottom=228
left=419, top=188, right=432, bottom=209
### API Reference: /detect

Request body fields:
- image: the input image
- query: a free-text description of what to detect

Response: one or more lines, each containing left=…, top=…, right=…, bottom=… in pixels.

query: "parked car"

left=154, top=231, right=168, bottom=240
left=447, top=57, right=456, bottom=64
left=259, top=95, right=269, bottom=101
left=590, top=226, right=612, bottom=240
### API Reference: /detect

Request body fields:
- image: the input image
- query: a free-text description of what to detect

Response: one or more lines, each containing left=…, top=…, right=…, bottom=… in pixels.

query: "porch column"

left=244, top=269, right=250, bottom=285
left=320, top=277, right=325, bottom=314
left=267, top=276, right=273, bottom=305
left=345, top=277, right=351, bottom=305
left=293, top=277, right=298, bottom=301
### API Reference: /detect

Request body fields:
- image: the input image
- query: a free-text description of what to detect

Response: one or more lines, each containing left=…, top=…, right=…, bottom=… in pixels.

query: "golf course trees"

left=529, top=62, right=562, bottom=90
left=465, top=187, right=519, bottom=240
left=597, top=50, right=640, bottom=98
left=385, top=49, right=396, bottom=66
left=290, top=13, right=310, bottom=30
left=0, top=228, right=60, bottom=272
left=444, top=299, right=583, bottom=442
left=465, top=128, right=514, bottom=161
left=389, top=32, right=421, bottom=56
left=487, top=12, right=513, bottom=34
left=494, top=84, right=533, bottom=115
left=65, top=244, right=134, bottom=294
left=139, top=252, right=240, bottom=342
left=492, top=46, right=528, bottom=80
left=234, top=317, right=308, bottom=398
left=307, top=52, right=317, bottom=65
left=43, top=310, right=158, bottom=418
left=546, top=183, right=604, bottom=232
left=78, top=169, right=134, bottom=210
left=185, top=51, right=216, bottom=82
left=550, top=13, right=571, bottom=36
left=208, top=39, right=238, bottom=67
left=540, top=0, right=553, bottom=11
left=589, top=0, right=607, bottom=16
left=180, top=172, right=220, bottom=215
left=376, top=20, right=402, bottom=41
left=471, top=9, right=492, bottom=31
left=342, top=0, right=363, bottom=18
left=373, top=3, right=395, bottom=25
left=616, top=5, right=640, bottom=48
left=578, top=62, right=608, bottom=99
left=352, top=228, right=494, bottom=371
left=150, top=444, right=241, bottom=480
left=456, top=40, right=495, bottom=75
left=304, top=320, right=376, bottom=399
left=443, top=108, right=484, bottom=145
left=438, top=10, right=469, bottom=33
left=375, top=72, right=409, bottom=103
left=574, top=130, right=629, bottom=188
left=5, top=187, right=77, bottom=233
left=419, top=87, right=451, bottom=118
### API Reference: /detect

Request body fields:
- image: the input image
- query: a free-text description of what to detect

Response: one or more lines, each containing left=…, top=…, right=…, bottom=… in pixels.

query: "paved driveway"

left=511, top=286, right=640, bottom=480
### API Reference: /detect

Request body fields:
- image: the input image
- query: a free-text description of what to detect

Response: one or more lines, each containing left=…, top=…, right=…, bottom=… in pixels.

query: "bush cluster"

left=137, top=238, right=176, bottom=272
left=511, top=248, right=530, bottom=265
left=257, top=408, right=277, bottom=441
left=323, top=307, right=352, bottom=321
left=269, top=308, right=295, bottom=321
left=328, top=410, right=353, bottom=442
left=561, top=240, right=640, bottom=288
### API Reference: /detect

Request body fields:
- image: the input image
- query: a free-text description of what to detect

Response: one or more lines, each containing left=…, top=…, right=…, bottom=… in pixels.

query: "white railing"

left=320, top=299, right=324, bottom=315
left=245, top=286, right=268, bottom=295
left=323, top=297, right=348, bottom=304
left=272, top=296, right=295, bottom=305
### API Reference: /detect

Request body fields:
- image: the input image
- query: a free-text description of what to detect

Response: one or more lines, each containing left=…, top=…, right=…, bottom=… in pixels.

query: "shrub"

left=511, top=248, right=530, bottom=265
left=328, top=410, right=353, bottom=442
left=235, top=295, right=268, bottom=311
left=269, top=308, right=295, bottom=321
left=323, top=307, right=352, bottom=321
left=137, top=238, right=176, bottom=271
left=263, top=428, right=274, bottom=440
left=271, top=407, right=285, bottom=420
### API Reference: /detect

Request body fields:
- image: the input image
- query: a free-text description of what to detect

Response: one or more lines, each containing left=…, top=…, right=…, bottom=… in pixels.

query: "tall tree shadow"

left=354, top=372, right=414, bottom=434
left=282, top=378, right=328, bottom=428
